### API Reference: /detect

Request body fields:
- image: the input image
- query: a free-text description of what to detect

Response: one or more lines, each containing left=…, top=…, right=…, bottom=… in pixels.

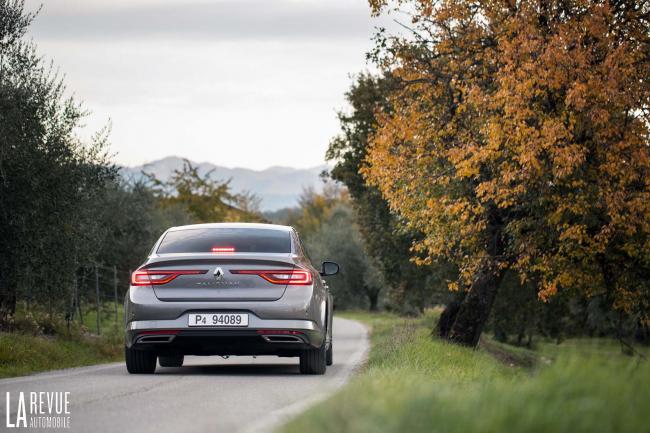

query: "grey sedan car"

left=124, top=223, right=338, bottom=375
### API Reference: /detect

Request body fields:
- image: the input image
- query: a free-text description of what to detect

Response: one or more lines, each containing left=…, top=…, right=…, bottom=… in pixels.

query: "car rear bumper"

left=124, top=285, right=327, bottom=353
left=126, top=315, right=321, bottom=349
left=127, top=325, right=318, bottom=357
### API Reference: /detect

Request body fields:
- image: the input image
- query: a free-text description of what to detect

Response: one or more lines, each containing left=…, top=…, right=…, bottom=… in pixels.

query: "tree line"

left=0, top=0, right=265, bottom=328
left=0, top=0, right=380, bottom=330
left=2, top=0, right=649, bottom=352
left=327, top=0, right=650, bottom=348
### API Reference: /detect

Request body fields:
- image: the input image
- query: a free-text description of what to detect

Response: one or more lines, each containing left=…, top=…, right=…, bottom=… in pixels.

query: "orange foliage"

left=363, top=0, right=650, bottom=321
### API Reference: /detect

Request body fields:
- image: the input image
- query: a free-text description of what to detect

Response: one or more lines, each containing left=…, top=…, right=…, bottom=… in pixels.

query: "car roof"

left=167, top=222, right=294, bottom=233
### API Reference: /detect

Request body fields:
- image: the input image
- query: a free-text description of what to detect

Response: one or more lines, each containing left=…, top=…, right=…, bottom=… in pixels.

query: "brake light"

left=230, top=269, right=313, bottom=285
left=131, top=269, right=207, bottom=286
left=211, top=246, right=235, bottom=253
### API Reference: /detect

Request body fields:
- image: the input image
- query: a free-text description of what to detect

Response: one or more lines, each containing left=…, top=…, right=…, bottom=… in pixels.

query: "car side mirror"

left=320, top=261, right=339, bottom=276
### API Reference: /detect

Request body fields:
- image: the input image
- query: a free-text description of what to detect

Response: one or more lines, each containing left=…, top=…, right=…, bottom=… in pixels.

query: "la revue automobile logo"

left=5, top=391, right=71, bottom=429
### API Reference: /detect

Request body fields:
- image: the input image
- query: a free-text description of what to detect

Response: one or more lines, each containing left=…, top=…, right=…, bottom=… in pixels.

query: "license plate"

left=188, top=313, right=249, bottom=327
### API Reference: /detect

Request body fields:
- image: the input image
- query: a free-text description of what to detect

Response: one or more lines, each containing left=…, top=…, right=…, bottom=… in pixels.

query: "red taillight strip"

left=138, top=329, right=180, bottom=335
left=256, top=330, right=303, bottom=335
left=131, top=269, right=208, bottom=286
left=230, top=269, right=313, bottom=285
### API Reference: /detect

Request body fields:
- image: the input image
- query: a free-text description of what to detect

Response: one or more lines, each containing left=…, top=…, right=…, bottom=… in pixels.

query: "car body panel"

left=124, top=223, right=333, bottom=357
left=146, top=254, right=295, bottom=301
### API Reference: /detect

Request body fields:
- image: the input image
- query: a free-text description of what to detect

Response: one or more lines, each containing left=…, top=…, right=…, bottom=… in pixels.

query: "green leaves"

left=0, top=1, right=115, bottom=317
left=143, top=159, right=262, bottom=223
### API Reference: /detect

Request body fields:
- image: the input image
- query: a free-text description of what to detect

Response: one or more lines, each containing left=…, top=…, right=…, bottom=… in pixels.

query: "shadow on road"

left=156, top=363, right=301, bottom=376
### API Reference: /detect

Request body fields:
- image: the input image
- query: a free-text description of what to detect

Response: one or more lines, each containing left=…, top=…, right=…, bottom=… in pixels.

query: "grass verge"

left=0, top=303, right=123, bottom=379
left=280, top=311, right=650, bottom=433
left=0, top=332, right=122, bottom=378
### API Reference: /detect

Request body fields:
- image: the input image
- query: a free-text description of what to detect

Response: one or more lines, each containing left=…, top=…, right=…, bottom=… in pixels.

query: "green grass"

left=0, top=332, right=122, bottom=378
left=281, top=311, right=650, bottom=433
left=0, top=302, right=124, bottom=378
left=80, top=301, right=124, bottom=335
left=480, top=334, right=650, bottom=369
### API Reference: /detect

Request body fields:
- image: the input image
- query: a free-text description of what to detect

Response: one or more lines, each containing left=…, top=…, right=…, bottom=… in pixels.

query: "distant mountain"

left=119, top=156, right=329, bottom=211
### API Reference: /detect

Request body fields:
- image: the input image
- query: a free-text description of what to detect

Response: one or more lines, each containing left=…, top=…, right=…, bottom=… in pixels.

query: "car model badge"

left=214, top=267, right=224, bottom=281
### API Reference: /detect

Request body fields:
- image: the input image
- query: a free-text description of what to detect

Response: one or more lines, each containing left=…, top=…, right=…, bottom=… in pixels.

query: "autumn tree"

left=145, top=159, right=263, bottom=223
left=284, top=183, right=347, bottom=237
left=364, top=0, right=650, bottom=346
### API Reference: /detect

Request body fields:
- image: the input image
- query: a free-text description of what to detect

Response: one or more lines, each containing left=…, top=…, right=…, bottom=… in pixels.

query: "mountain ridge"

left=119, top=156, right=329, bottom=211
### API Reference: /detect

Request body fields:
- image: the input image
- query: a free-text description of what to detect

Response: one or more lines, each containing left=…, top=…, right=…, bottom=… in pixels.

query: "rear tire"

left=326, top=341, right=333, bottom=366
left=300, top=342, right=326, bottom=375
left=159, top=354, right=184, bottom=367
left=125, top=346, right=157, bottom=374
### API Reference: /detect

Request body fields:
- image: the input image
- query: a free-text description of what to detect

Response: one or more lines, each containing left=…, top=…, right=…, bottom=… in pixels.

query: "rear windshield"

left=156, top=228, right=292, bottom=254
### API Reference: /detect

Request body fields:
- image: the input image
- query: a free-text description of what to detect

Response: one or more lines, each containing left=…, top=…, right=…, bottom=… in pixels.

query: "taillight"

left=131, top=269, right=207, bottom=286
left=211, top=246, right=235, bottom=253
left=230, top=269, right=313, bottom=285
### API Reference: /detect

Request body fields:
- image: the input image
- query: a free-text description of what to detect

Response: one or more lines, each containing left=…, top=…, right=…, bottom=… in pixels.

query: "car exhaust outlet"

left=261, top=335, right=304, bottom=343
left=136, top=334, right=177, bottom=343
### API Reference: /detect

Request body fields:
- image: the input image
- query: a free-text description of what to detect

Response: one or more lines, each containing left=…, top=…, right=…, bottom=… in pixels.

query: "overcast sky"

left=24, top=0, right=391, bottom=170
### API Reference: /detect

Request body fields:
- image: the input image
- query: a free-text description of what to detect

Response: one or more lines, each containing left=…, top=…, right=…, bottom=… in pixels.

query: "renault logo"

left=214, top=267, right=225, bottom=281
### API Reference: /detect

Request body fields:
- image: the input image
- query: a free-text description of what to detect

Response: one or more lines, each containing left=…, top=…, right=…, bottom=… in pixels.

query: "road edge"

left=240, top=317, right=370, bottom=433
left=0, top=362, right=124, bottom=385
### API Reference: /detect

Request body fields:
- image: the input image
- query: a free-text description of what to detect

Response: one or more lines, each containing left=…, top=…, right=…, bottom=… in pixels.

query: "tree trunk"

left=0, top=270, right=17, bottom=328
left=444, top=212, right=505, bottom=347
left=367, top=290, right=379, bottom=311
left=0, top=289, right=16, bottom=323
left=447, top=267, right=504, bottom=347
left=437, top=292, right=465, bottom=338
left=77, top=273, right=85, bottom=324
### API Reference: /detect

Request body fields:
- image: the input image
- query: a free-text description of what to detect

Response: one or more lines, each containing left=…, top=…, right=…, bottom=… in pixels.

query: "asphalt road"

left=0, top=317, right=368, bottom=433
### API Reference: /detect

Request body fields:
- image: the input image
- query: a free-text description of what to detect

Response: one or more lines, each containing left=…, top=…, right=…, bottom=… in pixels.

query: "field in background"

left=0, top=302, right=123, bottom=378
left=281, top=311, right=650, bottom=433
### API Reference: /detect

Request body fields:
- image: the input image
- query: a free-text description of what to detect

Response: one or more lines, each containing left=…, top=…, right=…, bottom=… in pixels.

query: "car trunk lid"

left=144, top=253, right=298, bottom=302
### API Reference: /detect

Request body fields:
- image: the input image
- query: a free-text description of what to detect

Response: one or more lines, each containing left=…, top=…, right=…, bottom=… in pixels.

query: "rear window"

left=156, top=228, right=292, bottom=254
